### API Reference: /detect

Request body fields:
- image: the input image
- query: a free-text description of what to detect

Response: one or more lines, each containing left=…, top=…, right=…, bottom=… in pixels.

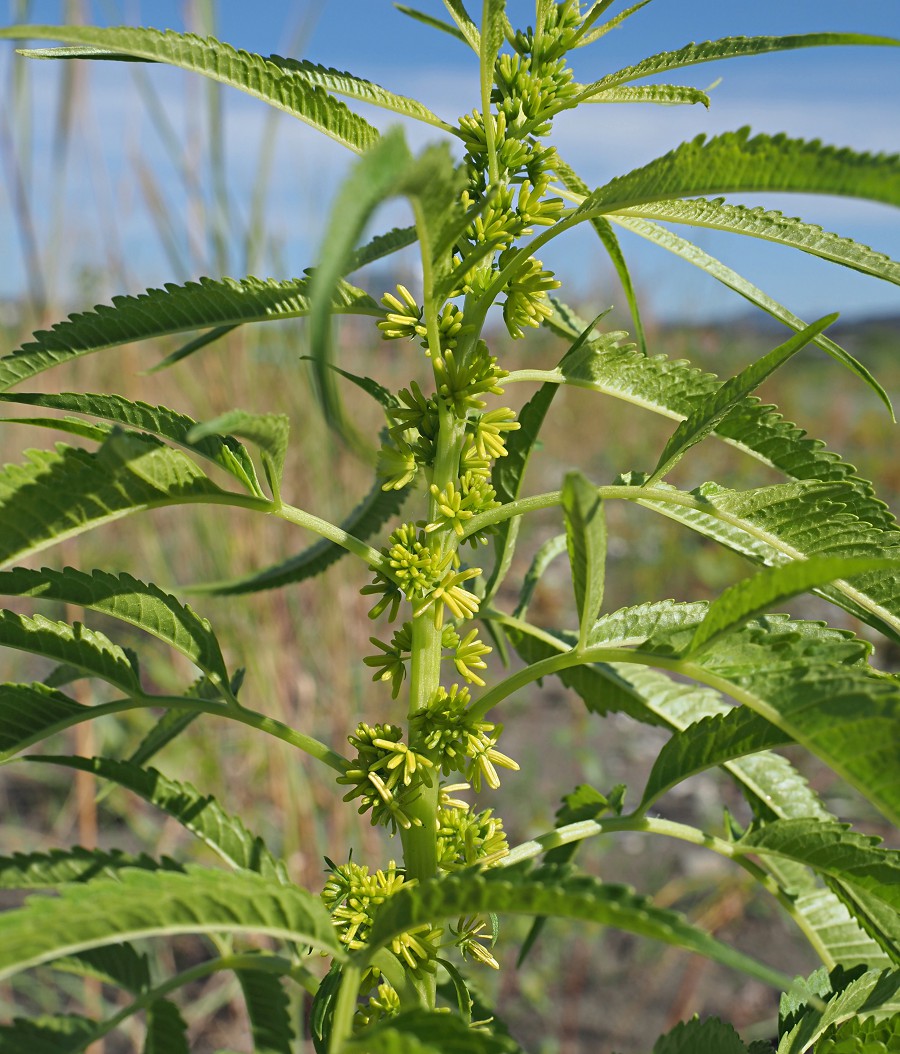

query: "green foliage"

left=0, top=3, right=898, bottom=1051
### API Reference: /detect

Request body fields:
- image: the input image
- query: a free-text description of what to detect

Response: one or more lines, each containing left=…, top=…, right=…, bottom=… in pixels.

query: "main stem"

left=399, top=404, right=467, bottom=1008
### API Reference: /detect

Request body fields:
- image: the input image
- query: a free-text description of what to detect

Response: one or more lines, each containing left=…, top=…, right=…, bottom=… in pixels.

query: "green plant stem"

left=501, top=814, right=836, bottom=971
left=2, top=694, right=348, bottom=773
left=329, top=962, right=363, bottom=1054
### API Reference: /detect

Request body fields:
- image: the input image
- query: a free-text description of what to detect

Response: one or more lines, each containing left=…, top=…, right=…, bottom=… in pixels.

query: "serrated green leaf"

left=0, top=567, right=230, bottom=686
left=188, top=410, right=289, bottom=501
left=144, top=999, right=189, bottom=1054
left=551, top=163, right=647, bottom=353
left=0, top=274, right=379, bottom=393
left=150, top=324, right=238, bottom=372
left=614, top=197, right=900, bottom=285
left=547, top=302, right=896, bottom=533
left=442, top=0, right=481, bottom=52
left=688, top=557, right=900, bottom=655
left=343, top=1009, right=523, bottom=1053
left=348, top=225, right=419, bottom=273
left=513, top=532, right=567, bottom=619
left=0, top=846, right=177, bottom=888
left=0, top=866, right=342, bottom=982
left=27, top=755, right=289, bottom=881
left=0, top=434, right=230, bottom=568
left=649, top=315, right=836, bottom=482
left=56, top=943, right=152, bottom=994
left=366, top=863, right=790, bottom=989
left=608, top=213, right=894, bottom=416
left=236, top=966, right=294, bottom=1054
left=192, top=474, right=406, bottom=595
left=0, top=612, right=140, bottom=695
left=4, top=25, right=379, bottom=151
left=561, top=471, right=607, bottom=645
left=576, top=0, right=652, bottom=46
left=0, top=1015, right=97, bottom=1054
left=0, top=681, right=86, bottom=758
left=641, top=708, right=789, bottom=811
left=736, top=821, right=900, bottom=963
left=652, top=1015, right=749, bottom=1054
left=777, top=968, right=900, bottom=1053
left=264, top=55, right=450, bottom=129
left=394, top=6, right=467, bottom=45
left=308, top=128, right=419, bottom=443
left=0, top=391, right=264, bottom=494
left=792, top=887, right=891, bottom=971
left=0, top=413, right=111, bottom=443
left=612, top=475, right=900, bottom=645
left=579, top=83, right=710, bottom=107
left=581, top=33, right=900, bottom=95
left=582, top=129, right=900, bottom=213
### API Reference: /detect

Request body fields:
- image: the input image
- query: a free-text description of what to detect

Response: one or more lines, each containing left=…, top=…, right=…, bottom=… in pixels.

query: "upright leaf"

left=688, top=556, right=900, bottom=655
left=561, top=471, right=607, bottom=645
left=648, top=315, right=836, bottom=482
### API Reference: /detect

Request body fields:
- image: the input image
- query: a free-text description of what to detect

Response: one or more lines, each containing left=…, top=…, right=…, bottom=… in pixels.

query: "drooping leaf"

left=561, top=471, right=607, bottom=645
left=0, top=274, right=380, bottom=392
left=608, top=213, right=893, bottom=415
left=0, top=414, right=111, bottom=443
left=4, top=25, right=380, bottom=151
left=236, top=965, right=295, bottom=1054
left=581, top=129, right=900, bottom=213
left=0, top=390, right=264, bottom=494
left=0, top=567, right=231, bottom=687
left=366, top=862, right=791, bottom=989
left=308, top=128, right=433, bottom=442
left=188, top=410, right=289, bottom=502
left=0, top=434, right=231, bottom=568
left=150, top=324, right=238, bottom=372
left=0, top=681, right=87, bottom=758
left=640, top=707, right=790, bottom=811
left=581, top=33, right=900, bottom=95
left=614, top=197, right=900, bottom=285
left=0, top=866, right=342, bottom=982
left=550, top=160, right=647, bottom=352
left=649, top=314, right=836, bottom=482
left=144, top=999, right=189, bottom=1054
left=736, top=821, right=900, bottom=963
left=688, top=556, right=900, bottom=655
left=0, top=613, right=141, bottom=695
left=27, top=755, right=289, bottom=881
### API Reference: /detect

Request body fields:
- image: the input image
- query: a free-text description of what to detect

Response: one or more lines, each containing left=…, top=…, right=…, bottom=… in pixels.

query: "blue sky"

left=1, top=0, right=898, bottom=324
